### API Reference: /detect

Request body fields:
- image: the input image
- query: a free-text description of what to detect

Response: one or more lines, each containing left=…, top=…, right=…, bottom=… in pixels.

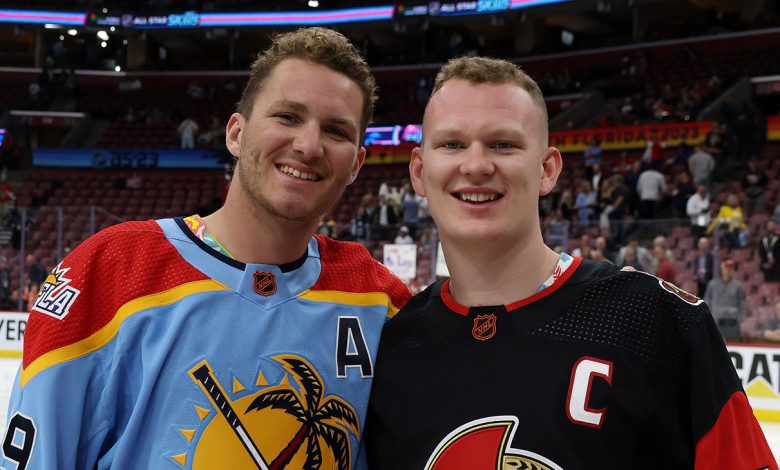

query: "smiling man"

left=3, top=28, right=409, bottom=469
left=361, top=57, right=775, bottom=470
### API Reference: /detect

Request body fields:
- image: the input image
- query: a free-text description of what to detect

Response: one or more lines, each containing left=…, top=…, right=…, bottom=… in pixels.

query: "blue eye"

left=443, top=142, right=462, bottom=150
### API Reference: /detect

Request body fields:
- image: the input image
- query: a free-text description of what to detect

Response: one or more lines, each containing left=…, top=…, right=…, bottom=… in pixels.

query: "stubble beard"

left=237, top=149, right=349, bottom=226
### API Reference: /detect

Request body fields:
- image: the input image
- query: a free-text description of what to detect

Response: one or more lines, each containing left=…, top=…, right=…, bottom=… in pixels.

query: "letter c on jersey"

left=565, top=356, right=613, bottom=429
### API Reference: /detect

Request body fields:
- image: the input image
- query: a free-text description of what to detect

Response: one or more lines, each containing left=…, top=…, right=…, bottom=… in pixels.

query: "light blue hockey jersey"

left=2, top=218, right=410, bottom=469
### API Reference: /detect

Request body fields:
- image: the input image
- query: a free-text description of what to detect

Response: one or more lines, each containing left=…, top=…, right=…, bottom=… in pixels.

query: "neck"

left=202, top=191, right=317, bottom=265
left=443, top=230, right=560, bottom=307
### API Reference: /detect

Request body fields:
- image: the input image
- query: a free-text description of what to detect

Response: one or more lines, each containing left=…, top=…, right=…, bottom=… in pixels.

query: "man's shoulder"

left=311, top=236, right=411, bottom=308
left=535, top=267, right=711, bottom=363
left=21, top=219, right=214, bottom=383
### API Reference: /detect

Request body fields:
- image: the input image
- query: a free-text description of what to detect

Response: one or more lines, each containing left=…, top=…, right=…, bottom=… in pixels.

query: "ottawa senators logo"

left=659, top=279, right=702, bottom=305
left=170, top=355, right=360, bottom=469
left=253, top=270, right=276, bottom=297
left=472, top=314, right=497, bottom=341
left=425, top=416, right=562, bottom=470
left=633, top=270, right=702, bottom=306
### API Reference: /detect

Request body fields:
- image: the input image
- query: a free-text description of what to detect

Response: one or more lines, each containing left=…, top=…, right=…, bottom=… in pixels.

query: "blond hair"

left=236, top=27, right=376, bottom=137
left=430, top=56, right=548, bottom=134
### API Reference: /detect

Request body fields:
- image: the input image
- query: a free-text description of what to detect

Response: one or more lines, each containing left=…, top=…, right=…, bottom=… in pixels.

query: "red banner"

left=768, top=116, right=780, bottom=141
left=550, top=121, right=716, bottom=153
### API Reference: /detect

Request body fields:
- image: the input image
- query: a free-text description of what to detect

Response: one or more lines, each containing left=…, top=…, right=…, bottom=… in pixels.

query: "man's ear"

left=225, top=113, right=244, bottom=158
left=347, top=146, right=367, bottom=185
left=409, top=147, right=426, bottom=197
left=539, top=146, right=563, bottom=196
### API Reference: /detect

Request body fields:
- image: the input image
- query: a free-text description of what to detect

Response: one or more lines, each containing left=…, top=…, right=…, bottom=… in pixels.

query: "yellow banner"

left=550, top=121, right=716, bottom=153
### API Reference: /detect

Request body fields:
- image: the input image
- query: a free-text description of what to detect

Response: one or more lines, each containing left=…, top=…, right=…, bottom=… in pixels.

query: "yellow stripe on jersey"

left=298, top=290, right=402, bottom=319
left=20, top=279, right=230, bottom=387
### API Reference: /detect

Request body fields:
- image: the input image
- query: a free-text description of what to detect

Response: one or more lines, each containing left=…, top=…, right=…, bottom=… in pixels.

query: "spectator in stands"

left=761, top=302, right=780, bottom=343
left=349, top=206, right=368, bottom=241
left=641, top=131, right=664, bottom=165
left=688, top=144, right=715, bottom=188
left=694, top=236, right=714, bottom=297
left=775, top=203, right=780, bottom=225
left=620, top=245, right=645, bottom=271
left=401, top=186, right=420, bottom=239
left=594, top=235, right=615, bottom=263
left=0, top=256, right=11, bottom=309
left=670, top=172, right=694, bottom=219
left=615, top=236, right=652, bottom=269
left=583, top=136, right=602, bottom=179
left=572, top=234, right=591, bottom=258
left=636, top=163, right=667, bottom=220
left=575, top=181, right=596, bottom=228
left=375, top=194, right=399, bottom=240
left=178, top=116, right=199, bottom=149
left=704, top=259, right=745, bottom=342
left=708, top=193, right=747, bottom=248
left=741, top=159, right=768, bottom=216
left=360, top=193, right=378, bottom=237
left=596, top=175, right=615, bottom=230
left=759, top=220, right=780, bottom=282
left=624, top=160, right=642, bottom=216
left=652, top=245, right=676, bottom=283
left=394, top=226, right=414, bottom=245
left=557, top=189, right=574, bottom=222
left=648, top=235, right=672, bottom=274
left=25, top=253, right=47, bottom=286
left=544, top=209, right=569, bottom=249
left=686, top=184, right=711, bottom=240
left=607, top=173, right=628, bottom=242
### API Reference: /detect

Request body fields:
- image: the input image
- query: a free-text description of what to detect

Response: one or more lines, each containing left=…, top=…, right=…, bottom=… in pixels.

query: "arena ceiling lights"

left=0, top=0, right=572, bottom=28
left=0, top=9, right=85, bottom=26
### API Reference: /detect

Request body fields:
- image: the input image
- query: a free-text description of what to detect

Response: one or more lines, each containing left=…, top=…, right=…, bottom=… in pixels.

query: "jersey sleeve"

left=687, top=303, right=777, bottom=469
left=1, top=221, right=210, bottom=470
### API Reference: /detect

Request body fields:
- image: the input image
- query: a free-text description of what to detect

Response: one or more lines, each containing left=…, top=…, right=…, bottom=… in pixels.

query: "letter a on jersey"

left=336, top=316, right=373, bottom=378
left=566, top=356, right=613, bottom=428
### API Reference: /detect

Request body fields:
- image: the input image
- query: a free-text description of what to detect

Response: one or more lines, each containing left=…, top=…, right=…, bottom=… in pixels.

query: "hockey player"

left=3, top=28, right=409, bottom=469
left=361, top=56, right=776, bottom=469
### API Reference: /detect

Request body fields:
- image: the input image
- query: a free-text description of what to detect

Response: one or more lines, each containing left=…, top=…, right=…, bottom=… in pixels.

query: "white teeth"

left=459, top=193, right=497, bottom=202
left=279, top=165, right=318, bottom=181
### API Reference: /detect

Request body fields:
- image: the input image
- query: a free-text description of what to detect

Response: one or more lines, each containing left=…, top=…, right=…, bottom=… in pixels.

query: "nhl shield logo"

left=253, top=270, right=276, bottom=296
left=472, top=314, right=497, bottom=341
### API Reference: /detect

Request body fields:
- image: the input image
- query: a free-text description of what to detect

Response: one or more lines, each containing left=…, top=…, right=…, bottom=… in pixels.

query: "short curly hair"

left=236, top=27, right=377, bottom=138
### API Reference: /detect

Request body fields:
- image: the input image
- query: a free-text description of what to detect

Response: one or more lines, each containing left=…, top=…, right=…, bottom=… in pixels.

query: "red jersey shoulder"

left=24, top=220, right=210, bottom=368
left=311, top=235, right=411, bottom=309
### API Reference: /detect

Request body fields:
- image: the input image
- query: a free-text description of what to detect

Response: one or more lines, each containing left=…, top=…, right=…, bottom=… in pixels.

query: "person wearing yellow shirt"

left=708, top=193, right=747, bottom=248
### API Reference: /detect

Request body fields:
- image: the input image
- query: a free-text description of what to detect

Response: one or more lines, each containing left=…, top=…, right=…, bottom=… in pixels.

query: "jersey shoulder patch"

left=23, top=220, right=213, bottom=375
left=310, top=236, right=411, bottom=312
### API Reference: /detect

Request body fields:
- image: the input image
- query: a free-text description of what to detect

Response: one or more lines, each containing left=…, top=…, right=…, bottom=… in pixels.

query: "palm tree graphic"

left=245, top=355, right=361, bottom=470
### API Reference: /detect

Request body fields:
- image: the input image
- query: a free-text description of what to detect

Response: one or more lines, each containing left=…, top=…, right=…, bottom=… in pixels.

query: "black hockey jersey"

left=362, top=259, right=776, bottom=470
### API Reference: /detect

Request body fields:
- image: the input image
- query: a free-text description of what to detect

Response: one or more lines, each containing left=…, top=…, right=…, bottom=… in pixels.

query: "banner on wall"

left=0, top=312, right=28, bottom=358
left=549, top=121, right=716, bottom=153
left=767, top=116, right=780, bottom=141
left=728, top=344, right=780, bottom=422
left=33, top=148, right=228, bottom=169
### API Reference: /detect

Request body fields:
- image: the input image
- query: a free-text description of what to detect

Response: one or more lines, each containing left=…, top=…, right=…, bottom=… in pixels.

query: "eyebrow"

left=273, top=99, right=358, bottom=137
left=427, top=127, right=529, bottom=144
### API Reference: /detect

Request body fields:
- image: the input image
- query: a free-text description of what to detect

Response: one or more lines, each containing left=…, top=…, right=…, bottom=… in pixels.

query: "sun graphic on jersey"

left=168, top=355, right=360, bottom=469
